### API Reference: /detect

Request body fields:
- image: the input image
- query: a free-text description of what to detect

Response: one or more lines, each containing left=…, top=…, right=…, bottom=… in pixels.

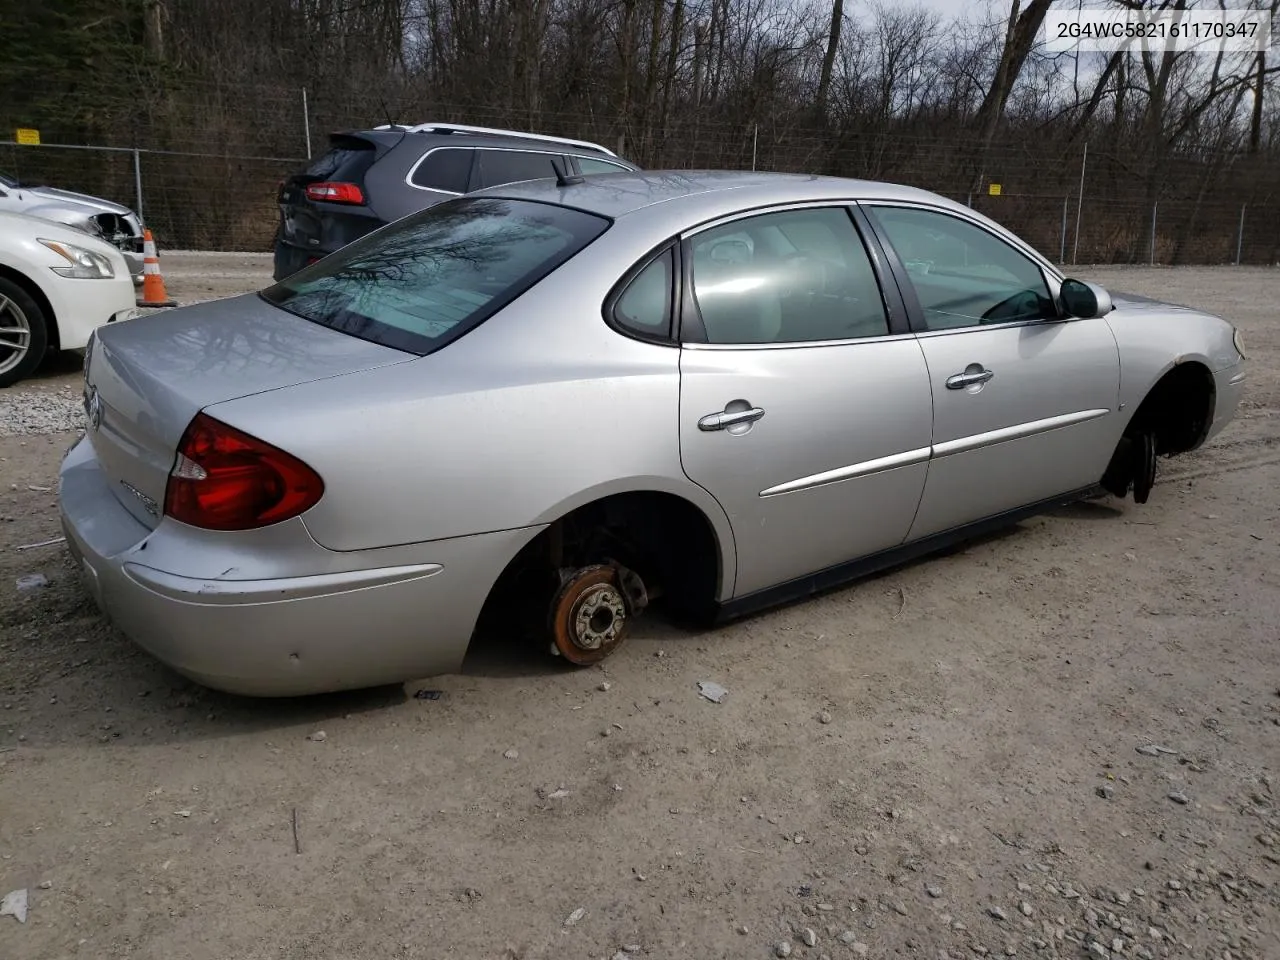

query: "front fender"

left=1106, top=307, right=1237, bottom=420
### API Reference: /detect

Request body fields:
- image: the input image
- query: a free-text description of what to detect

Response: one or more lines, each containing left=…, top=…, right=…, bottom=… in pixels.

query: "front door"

left=677, top=205, right=934, bottom=598
left=863, top=203, right=1121, bottom=540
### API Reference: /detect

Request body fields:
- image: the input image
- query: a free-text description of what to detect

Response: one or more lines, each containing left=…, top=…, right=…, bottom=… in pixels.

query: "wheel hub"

left=571, top=583, right=626, bottom=650
left=547, top=562, right=645, bottom=665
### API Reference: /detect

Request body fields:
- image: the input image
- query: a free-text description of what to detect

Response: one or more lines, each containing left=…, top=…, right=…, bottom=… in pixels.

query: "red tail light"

left=164, top=413, right=324, bottom=531
left=305, top=181, right=365, bottom=204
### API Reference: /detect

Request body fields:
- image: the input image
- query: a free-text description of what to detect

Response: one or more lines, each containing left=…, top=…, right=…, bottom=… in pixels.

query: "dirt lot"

left=1, top=261, right=1278, bottom=960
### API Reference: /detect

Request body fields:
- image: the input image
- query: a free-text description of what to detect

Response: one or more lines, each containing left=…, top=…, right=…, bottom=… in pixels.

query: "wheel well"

left=476, top=491, right=723, bottom=640
left=0, top=264, right=59, bottom=352
left=1129, top=361, right=1216, bottom=455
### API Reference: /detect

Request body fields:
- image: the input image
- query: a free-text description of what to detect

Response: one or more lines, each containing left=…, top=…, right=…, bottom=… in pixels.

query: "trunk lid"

left=84, top=293, right=412, bottom=529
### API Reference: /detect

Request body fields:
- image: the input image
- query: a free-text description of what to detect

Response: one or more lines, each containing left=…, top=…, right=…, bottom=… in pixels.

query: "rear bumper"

left=58, top=435, right=537, bottom=696
left=272, top=238, right=325, bottom=281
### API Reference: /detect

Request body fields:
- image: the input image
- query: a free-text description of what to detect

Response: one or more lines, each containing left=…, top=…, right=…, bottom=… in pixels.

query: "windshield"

left=261, top=196, right=610, bottom=355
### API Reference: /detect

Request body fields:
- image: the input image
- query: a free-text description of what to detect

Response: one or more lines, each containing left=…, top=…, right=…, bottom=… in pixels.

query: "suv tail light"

left=305, top=181, right=365, bottom=204
left=164, top=413, right=324, bottom=531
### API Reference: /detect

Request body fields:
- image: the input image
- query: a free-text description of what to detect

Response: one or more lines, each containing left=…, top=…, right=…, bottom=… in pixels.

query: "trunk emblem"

left=119, top=479, right=159, bottom=517
left=86, top=387, right=103, bottom=431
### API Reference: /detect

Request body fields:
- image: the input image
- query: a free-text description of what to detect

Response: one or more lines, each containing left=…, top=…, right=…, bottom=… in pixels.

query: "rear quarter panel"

left=366, top=140, right=453, bottom=223
left=204, top=234, right=739, bottom=595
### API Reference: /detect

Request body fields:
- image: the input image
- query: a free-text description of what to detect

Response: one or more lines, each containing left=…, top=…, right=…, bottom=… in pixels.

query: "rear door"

left=862, top=203, right=1121, bottom=540
left=677, top=204, right=934, bottom=599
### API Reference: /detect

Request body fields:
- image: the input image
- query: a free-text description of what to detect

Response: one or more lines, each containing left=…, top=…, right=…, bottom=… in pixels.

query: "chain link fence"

left=4, top=95, right=1277, bottom=266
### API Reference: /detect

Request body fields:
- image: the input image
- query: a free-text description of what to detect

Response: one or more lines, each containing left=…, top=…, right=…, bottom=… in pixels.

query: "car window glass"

left=477, top=150, right=559, bottom=189
left=304, top=147, right=365, bottom=179
left=868, top=206, right=1055, bottom=330
left=689, top=207, right=889, bottom=344
left=411, top=148, right=473, bottom=193
left=262, top=197, right=609, bottom=356
left=578, top=157, right=631, bottom=175
left=614, top=249, right=672, bottom=339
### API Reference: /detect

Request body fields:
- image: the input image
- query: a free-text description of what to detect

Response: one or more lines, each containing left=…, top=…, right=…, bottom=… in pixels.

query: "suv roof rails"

left=372, top=122, right=618, bottom=157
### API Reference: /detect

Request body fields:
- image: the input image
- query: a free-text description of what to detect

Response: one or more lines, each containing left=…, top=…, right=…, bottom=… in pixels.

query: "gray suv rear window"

left=410, top=148, right=473, bottom=193
left=262, top=197, right=609, bottom=356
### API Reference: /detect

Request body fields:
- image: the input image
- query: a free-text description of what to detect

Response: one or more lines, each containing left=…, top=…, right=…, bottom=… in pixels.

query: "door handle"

left=698, top=407, right=766, bottom=431
left=945, top=368, right=995, bottom=390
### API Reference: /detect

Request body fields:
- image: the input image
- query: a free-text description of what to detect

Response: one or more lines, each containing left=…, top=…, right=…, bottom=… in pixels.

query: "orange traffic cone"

left=136, top=229, right=177, bottom=308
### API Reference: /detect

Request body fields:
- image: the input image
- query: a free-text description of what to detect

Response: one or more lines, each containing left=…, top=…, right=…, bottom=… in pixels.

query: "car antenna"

left=378, top=96, right=400, bottom=129
left=551, top=156, right=584, bottom=187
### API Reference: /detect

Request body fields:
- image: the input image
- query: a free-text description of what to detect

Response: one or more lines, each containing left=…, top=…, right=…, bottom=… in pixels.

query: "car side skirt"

left=714, top=484, right=1101, bottom=622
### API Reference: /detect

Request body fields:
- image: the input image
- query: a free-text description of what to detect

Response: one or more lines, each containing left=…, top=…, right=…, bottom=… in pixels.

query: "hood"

left=0, top=210, right=130, bottom=257
left=21, top=184, right=137, bottom=219
left=1108, top=289, right=1206, bottom=315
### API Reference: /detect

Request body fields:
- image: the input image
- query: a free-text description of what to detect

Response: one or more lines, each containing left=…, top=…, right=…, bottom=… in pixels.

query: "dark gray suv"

left=272, top=122, right=638, bottom=280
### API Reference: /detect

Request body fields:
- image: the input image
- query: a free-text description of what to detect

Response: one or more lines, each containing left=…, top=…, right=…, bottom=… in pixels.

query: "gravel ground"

left=0, top=253, right=273, bottom=437
left=0, top=260, right=1277, bottom=960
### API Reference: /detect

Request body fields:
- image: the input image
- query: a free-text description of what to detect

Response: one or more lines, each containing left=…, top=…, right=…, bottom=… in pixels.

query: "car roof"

left=476, top=170, right=965, bottom=221
left=361, top=126, right=633, bottom=163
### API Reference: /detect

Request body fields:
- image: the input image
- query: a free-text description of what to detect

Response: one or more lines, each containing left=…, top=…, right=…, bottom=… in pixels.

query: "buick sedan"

left=59, top=171, right=1247, bottom=695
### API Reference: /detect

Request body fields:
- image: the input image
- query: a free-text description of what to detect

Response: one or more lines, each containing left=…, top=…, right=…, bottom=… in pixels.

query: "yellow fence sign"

left=15, top=128, right=40, bottom=146
left=988, top=183, right=1002, bottom=196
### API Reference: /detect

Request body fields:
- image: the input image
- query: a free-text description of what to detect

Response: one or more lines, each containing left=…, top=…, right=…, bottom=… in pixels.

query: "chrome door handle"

left=698, top=407, right=766, bottom=431
left=945, top=368, right=995, bottom=389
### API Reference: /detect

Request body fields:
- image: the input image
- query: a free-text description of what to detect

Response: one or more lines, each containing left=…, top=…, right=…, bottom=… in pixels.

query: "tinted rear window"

left=299, top=138, right=376, bottom=181
left=410, top=147, right=473, bottom=192
left=261, top=197, right=609, bottom=356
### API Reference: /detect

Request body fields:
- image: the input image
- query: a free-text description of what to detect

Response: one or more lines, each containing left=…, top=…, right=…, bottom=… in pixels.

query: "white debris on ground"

left=696, top=680, right=728, bottom=703
left=0, top=888, right=28, bottom=923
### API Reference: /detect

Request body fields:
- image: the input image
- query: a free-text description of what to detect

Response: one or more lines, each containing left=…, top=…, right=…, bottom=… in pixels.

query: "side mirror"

left=1059, top=278, right=1113, bottom=319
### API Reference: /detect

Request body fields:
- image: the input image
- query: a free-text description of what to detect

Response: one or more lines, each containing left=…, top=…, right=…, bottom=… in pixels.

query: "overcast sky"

left=882, top=0, right=1002, bottom=23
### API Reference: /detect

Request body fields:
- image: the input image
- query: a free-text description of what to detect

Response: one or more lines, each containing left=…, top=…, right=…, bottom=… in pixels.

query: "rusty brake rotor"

left=548, top=562, right=647, bottom=665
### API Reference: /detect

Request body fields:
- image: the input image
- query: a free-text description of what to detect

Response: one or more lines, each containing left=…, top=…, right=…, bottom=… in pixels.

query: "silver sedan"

left=59, top=172, right=1247, bottom=695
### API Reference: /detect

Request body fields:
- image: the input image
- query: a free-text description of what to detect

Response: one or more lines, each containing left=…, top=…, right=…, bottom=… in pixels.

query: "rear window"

left=410, top=147, right=473, bottom=192
left=261, top=197, right=609, bottom=356
left=300, top=138, right=376, bottom=181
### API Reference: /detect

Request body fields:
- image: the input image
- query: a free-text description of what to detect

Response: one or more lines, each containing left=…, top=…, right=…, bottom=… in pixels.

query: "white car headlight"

left=38, top=238, right=116, bottom=279
left=1233, top=327, right=1247, bottom=360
